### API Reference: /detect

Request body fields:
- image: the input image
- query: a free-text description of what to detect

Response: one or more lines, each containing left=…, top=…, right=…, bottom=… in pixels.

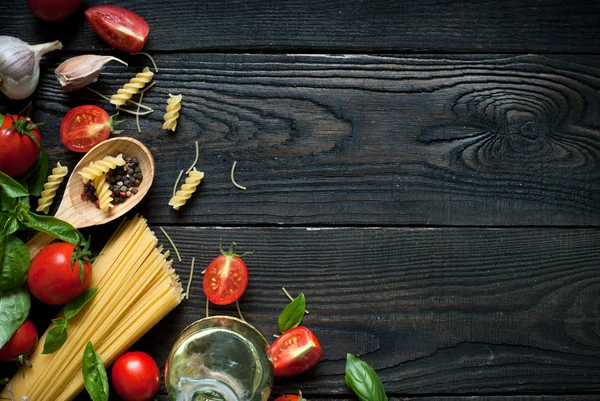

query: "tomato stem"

left=70, top=236, right=98, bottom=283
left=219, top=241, right=253, bottom=258
left=109, top=112, right=124, bottom=134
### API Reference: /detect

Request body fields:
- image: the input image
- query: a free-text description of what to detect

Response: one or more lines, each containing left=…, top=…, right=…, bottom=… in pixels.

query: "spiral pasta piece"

left=162, top=94, right=182, bottom=131
left=93, top=174, right=113, bottom=212
left=36, top=162, right=68, bottom=214
left=79, top=154, right=125, bottom=183
left=110, top=67, right=154, bottom=108
left=168, top=168, right=204, bottom=210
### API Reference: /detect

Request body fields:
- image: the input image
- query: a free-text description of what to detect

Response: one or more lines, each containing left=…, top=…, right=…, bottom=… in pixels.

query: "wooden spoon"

left=26, top=137, right=155, bottom=258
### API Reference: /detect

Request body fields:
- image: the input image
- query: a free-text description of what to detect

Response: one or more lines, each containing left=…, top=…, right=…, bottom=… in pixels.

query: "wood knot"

left=418, top=86, right=600, bottom=173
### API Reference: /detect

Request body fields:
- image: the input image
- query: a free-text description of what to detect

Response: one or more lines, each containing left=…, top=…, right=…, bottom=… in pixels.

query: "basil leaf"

left=278, top=293, right=306, bottom=333
left=0, top=214, right=19, bottom=236
left=64, top=288, right=98, bottom=320
left=42, top=319, right=70, bottom=354
left=345, top=354, right=388, bottom=401
left=82, top=341, right=109, bottom=401
left=20, top=213, right=80, bottom=244
left=0, top=235, right=29, bottom=291
left=0, top=115, right=4, bottom=127
left=0, top=286, right=30, bottom=349
left=18, top=144, right=48, bottom=197
left=0, top=172, right=28, bottom=198
left=0, top=191, right=17, bottom=212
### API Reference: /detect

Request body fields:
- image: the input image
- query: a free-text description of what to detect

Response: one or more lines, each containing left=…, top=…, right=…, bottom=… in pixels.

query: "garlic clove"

left=55, top=55, right=127, bottom=92
left=0, top=36, right=62, bottom=99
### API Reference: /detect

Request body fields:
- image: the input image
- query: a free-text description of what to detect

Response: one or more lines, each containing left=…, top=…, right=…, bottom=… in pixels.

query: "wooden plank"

left=4, top=226, right=597, bottom=397
left=2, top=53, right=599, bottom=226
left=1, top=0, right=599, bottom=53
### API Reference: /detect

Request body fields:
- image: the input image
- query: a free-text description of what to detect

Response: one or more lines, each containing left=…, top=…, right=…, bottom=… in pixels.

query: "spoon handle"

left=26, top=232, right=55, bottom=259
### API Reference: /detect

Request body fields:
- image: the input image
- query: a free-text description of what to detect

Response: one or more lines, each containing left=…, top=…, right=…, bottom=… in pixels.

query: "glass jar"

left=165, top=316, right=274, bottom=401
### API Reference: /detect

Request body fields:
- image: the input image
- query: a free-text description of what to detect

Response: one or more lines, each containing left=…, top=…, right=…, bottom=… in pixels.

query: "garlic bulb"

left=55, top=55, right=127, bottom=91
left=0, top=36, right=62, bottom=99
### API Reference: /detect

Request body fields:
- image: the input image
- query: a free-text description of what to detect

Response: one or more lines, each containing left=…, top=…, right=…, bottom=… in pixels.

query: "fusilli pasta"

left=36, top=162, right=68, bottom=214
left=79, top=154, right=125, bottom=183
left=162, top=94, right=182, bottom=131
left=93, top=174, right=113, bottom=212
left=110, top=67, right=154, bottom=108
left=168, top=168, right=204, bottom=210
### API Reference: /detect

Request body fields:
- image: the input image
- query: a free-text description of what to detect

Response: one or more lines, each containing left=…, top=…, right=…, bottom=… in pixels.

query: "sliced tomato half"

left=271, top=326, right=323, bottom=377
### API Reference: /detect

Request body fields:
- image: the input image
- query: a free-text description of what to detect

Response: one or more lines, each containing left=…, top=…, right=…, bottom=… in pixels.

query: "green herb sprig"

left=42, top=288, right=98, bottom=354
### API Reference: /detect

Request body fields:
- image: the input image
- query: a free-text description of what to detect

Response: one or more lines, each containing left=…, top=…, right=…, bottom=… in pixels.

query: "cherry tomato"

left=60, top=105, right=116, bottom=152
left=203, top=242, right=250, bottom=305
left=27, top=242, right=92, bottom=305
left=111, top=351, right=160, bottom=401
left=27, top=0, right=80, bottom=21
left=0, top=115, right=42, bottom=177
left=0, top=319, right=38, bottom=362
left=85, top=5, right=149, bottom=52
left=271, top=326, right=322, bottom=377
left=274, top=393, right=306, bottom=401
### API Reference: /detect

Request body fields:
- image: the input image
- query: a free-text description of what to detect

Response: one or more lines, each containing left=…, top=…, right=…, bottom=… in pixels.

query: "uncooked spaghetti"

left=2, top=216, right=183, bottom=401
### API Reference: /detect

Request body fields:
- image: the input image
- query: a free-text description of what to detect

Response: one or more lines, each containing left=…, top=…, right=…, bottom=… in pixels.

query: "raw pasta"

left=36, top=162, right=68, bottom=214
left=110, top=67, right=154, bottom=108
left=2, top=216, right=183, bottom=401
left=168, top=168, right=204, bottom=210
left=79, top=154, right=125, bottom=183
left=93, top=174, right=113, bottom=212
left=162, top=93, right=182, bottom=131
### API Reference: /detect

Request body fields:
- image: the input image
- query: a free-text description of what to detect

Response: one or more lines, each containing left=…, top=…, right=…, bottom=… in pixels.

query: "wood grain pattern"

left=2, top=53, right=599, bottom=226
left=3, top=224, right=593, bottom=399
left=1, top=0, right=599, bottom=53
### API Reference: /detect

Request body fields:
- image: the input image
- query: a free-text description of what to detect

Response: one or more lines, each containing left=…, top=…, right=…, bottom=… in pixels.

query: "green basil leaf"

left=82, top=341, right=109, bottom=401
left=0, top=286, right=31, bottom=349
left=345, top=354, right=388, bottom=401
left=0, top=235, right=29, bottom=291
left=42, top=320, right=69, bottom=354
left=0, top=191, right=17, bottom=212
left=278, top=293, right=306, bottom=333
left=20, top=213, right=81, bottom=244
left=64, top=288, right=98, bottom=320
left=18, top=144, right=48, bottom=197
left=0, top=115, right=4, bottom=127
left=0, top=214, right=19, bottom=237
left=0, top=172, right=28, bottom=198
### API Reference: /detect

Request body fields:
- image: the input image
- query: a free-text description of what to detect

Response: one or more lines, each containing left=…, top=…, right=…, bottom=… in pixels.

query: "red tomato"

left=85, top=5, right=149, bottom=52
left=0, top=319, right=38, bottom=362
left=274, top=393, right=305, bottom=401
left=60, top=105, right=114, bottom=152
left=27, top=0, right=80, bottom=21
left=271, top=326, right=322, bottom=377
left=203, top=242, right=250, bottom=305
left=111, top=351, right=160, bottom=401
left=0, top=115, right=42, bottom=177
left=27, top=242, right=92, bottom=305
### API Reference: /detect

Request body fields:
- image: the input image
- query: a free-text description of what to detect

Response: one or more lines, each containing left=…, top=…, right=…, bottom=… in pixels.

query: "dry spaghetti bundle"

left=2, top=216, right=184, bottom=401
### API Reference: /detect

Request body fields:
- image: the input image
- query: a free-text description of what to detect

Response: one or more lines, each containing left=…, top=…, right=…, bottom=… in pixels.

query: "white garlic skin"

left=55, top=55, right=127, bottom=91
left=0, top=36, right=62, bottom=99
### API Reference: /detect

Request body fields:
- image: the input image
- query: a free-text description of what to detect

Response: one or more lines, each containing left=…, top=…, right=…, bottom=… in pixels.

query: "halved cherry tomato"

left=27, top=0, right=80, bottom=21
left=271, top=326, right=322, bottom=377
left=60, top=105, right=119, bottom=153
left=0, top=114, right=42, bottom=177
left=0, top=318, right=38, bottom=363
left=85, top=5, right=149, bottom=52
left=203, top=242, right=250, bottom=305
left=27, top=242, right=92, bottom=305
left=274, top=392, right=306, bottom=401
left=112, top=351, right=160, bottom=401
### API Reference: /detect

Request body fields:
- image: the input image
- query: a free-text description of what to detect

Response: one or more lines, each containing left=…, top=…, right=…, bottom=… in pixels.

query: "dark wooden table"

left=2, top=1, right=600, bottom=400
